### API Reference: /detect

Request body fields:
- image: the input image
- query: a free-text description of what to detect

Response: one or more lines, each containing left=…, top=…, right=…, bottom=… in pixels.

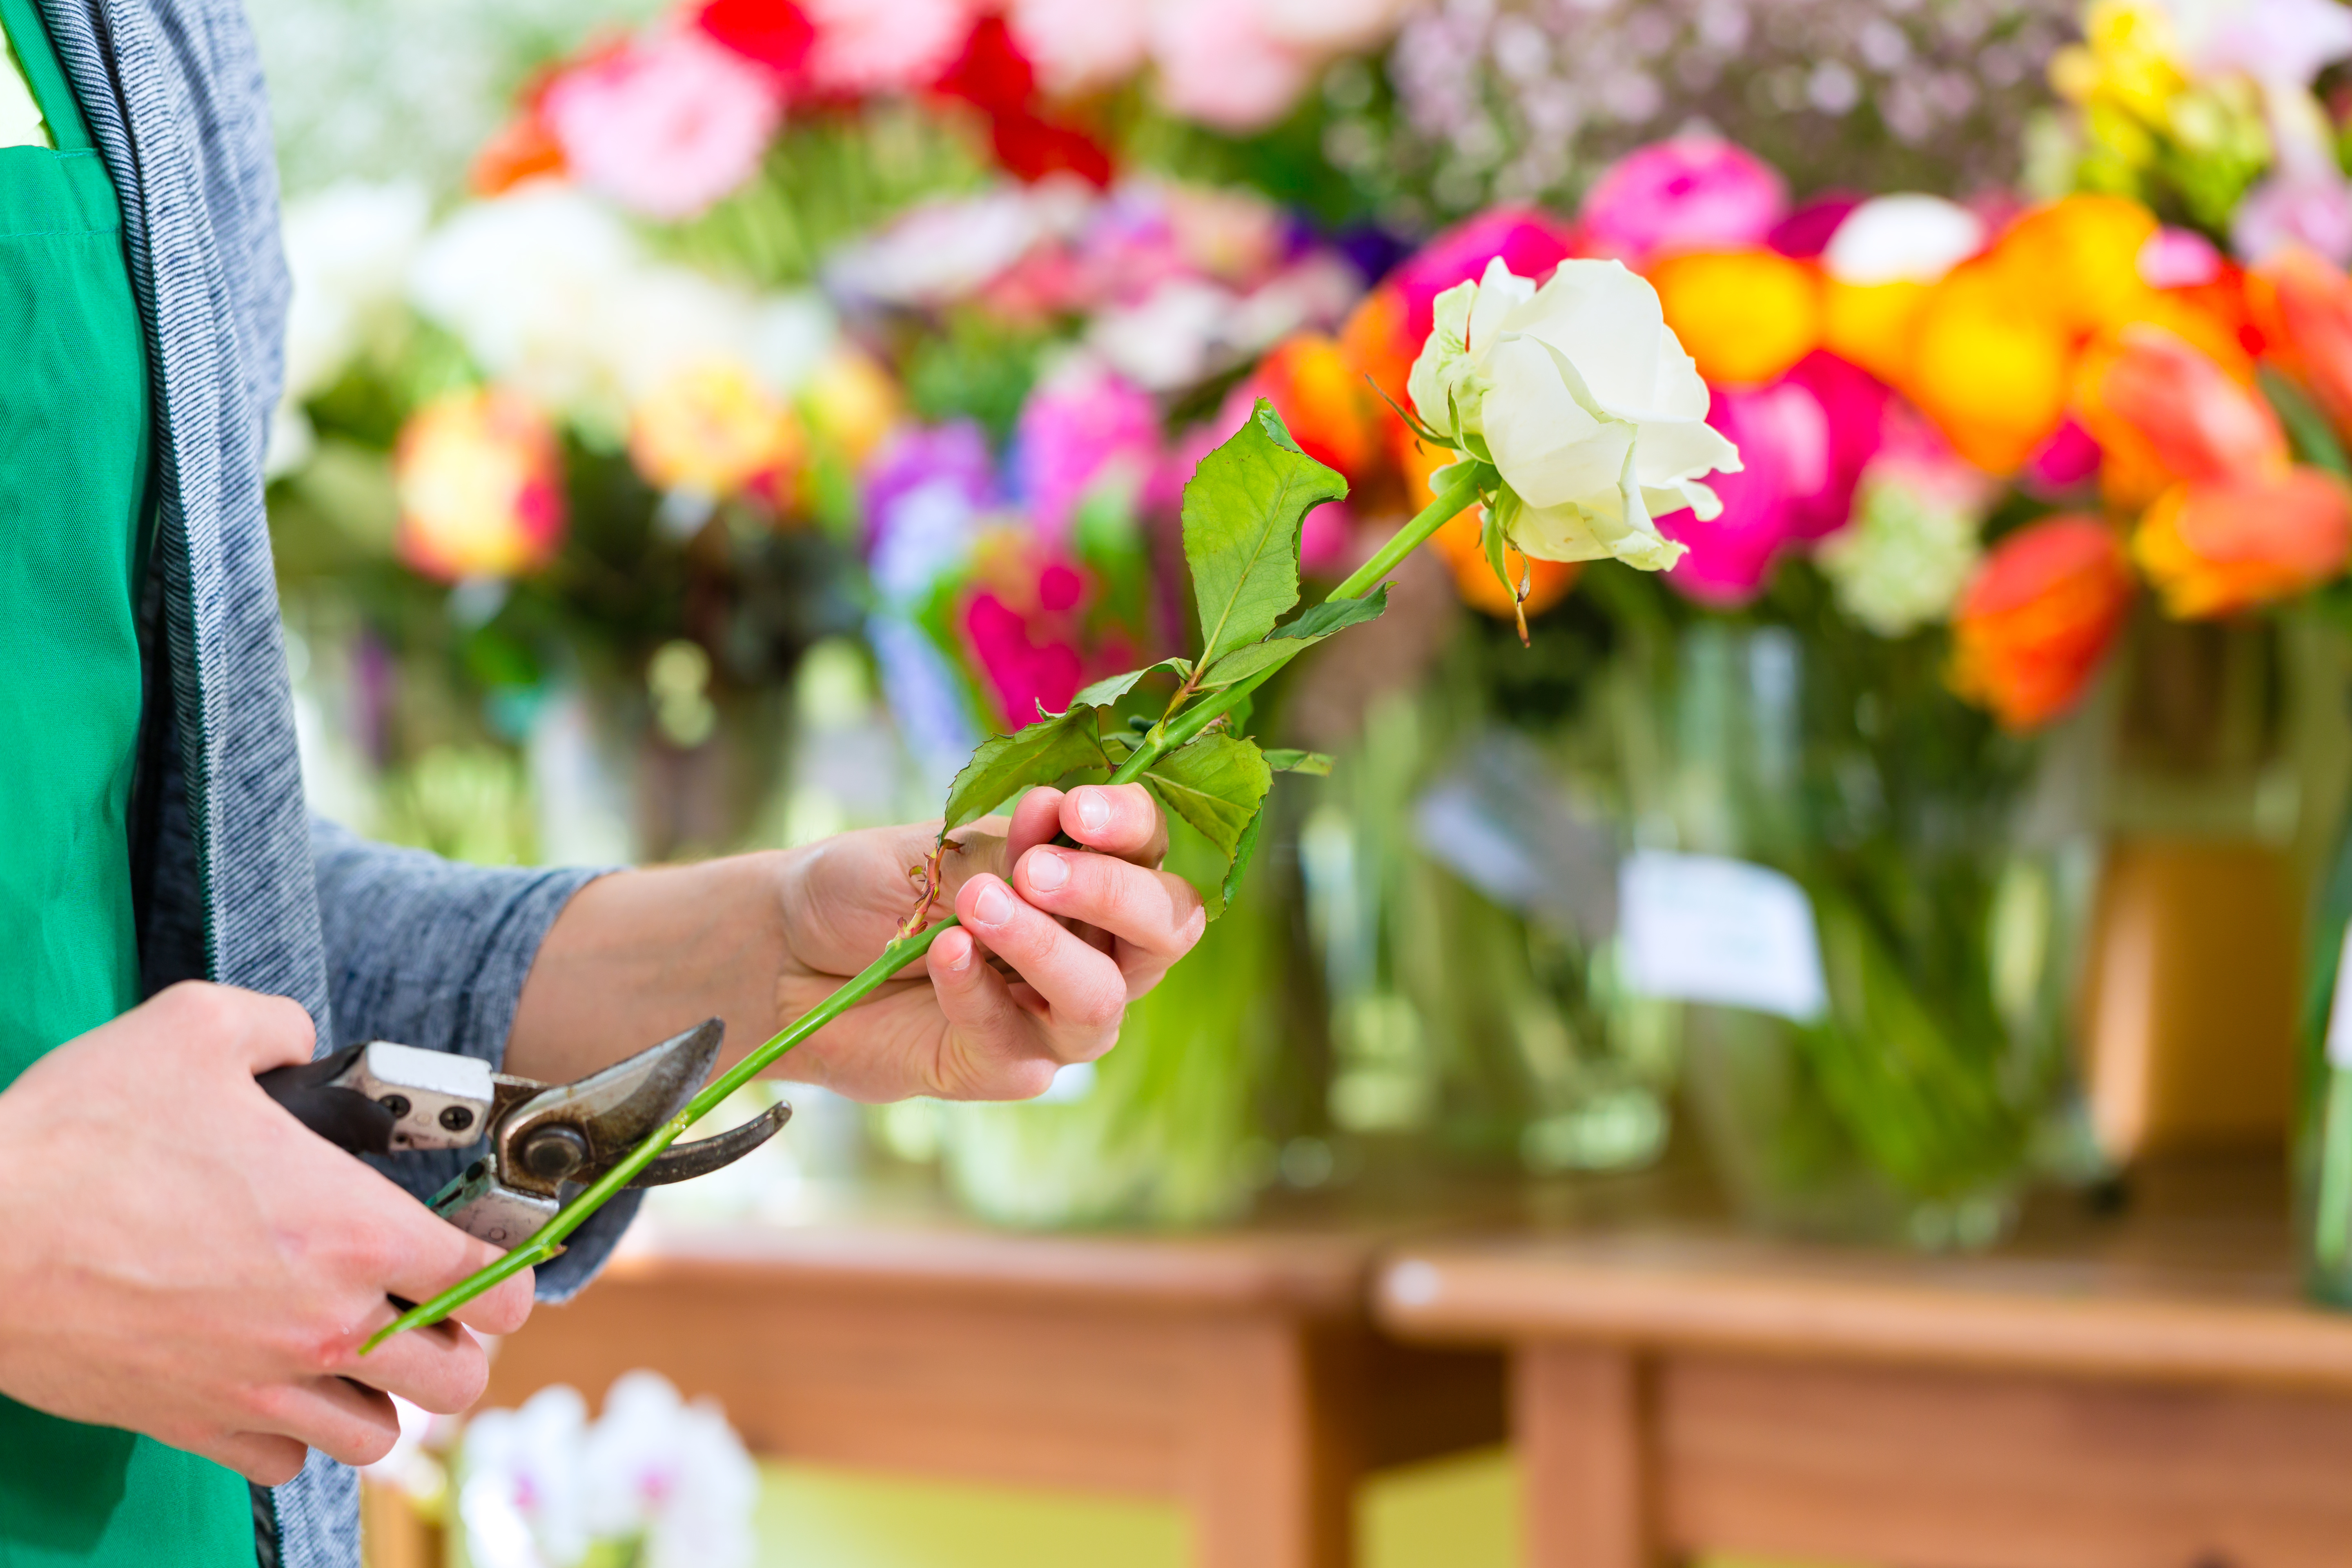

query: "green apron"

left=0, top=0, right=255, bottom=1560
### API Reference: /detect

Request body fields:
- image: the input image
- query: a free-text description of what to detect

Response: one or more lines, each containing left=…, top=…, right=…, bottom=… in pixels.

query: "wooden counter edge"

left=1368, top=1247, right=2352, bottom=1394
left=589, top=1221, right=1378, bottom=1316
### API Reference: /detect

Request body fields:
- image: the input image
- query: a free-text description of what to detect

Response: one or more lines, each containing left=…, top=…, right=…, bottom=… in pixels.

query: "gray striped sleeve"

left=308, top=818, right=637, bottom=1300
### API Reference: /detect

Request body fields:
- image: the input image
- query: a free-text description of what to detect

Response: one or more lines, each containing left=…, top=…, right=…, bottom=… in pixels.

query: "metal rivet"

left=379, top=1094, right=411, bottom=1120
left=519, top=1125, right=591, bottom=1182
left=439, top=1105, right=475, bottom=1133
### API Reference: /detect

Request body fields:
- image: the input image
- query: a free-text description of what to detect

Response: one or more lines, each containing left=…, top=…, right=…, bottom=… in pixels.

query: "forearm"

left=503, top=852, right=793, bottom=1088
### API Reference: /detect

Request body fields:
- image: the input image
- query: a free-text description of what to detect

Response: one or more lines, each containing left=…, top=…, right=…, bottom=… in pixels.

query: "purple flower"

left=1578, top=136, right=1788, bottom=267
left=863, top=422, right=997, bottom=552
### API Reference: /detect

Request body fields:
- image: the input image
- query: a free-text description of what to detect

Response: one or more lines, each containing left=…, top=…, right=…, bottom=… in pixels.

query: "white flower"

left=1815, top=454, right=1993, bottom=636
left=1407, top=257, right=1741, bottom=572
left=1822, top=195, right=1985, bottom=285
left=581, top=1372, right=759, bottom=1568
left=281, top=178, right=430, bottom=402
left=411, top=185, right=837, bottom=434
left=459, top=1385, right=593, bottom=1568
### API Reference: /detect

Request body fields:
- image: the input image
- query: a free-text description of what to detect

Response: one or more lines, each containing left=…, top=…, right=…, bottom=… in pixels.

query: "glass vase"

left=1302, top=610, right=1679, bottom=1177
left=932, top=839, right=1300, bottom=1230
left=1653, top=620, right=2099, bottom=1248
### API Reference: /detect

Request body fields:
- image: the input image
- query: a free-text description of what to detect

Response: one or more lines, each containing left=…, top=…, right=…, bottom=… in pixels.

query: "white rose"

left=1406, top=258, right=1741, bottom=572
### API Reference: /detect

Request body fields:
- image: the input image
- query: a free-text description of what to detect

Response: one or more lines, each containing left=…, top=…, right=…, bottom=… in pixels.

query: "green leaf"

left=1263, top=748, right=1332, bottom=776
left=1183, top=401, right=1349, bottom=666
left=1481, top=509, right=1513, bottom=599
left=1220, top=806, right=1266, bottom=916
left=1268, top=585, right=1389, bottom=642
left=1196, top=586, right=1393, bottom=689
left=1195, top=640, right=1301, bottom=690
left=2262, top=365, right=2351, bottom=478
left=1070, top=657, right=1191, bottom=710
left=938, top=709, right=1107, bottom=837
left=1141, top=733, right=1272, bottom=869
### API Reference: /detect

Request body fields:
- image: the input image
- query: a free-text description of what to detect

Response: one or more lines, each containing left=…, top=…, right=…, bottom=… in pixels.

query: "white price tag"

left=2325, top=923, right=2352, bottom=1071
left=1619, top=851, right=1828, bottom=1022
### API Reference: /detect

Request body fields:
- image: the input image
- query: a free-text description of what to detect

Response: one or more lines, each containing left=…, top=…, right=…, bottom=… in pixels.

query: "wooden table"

left=1376, top=1158, right=2352, bottom=1568
left=483, top=1185, right=1508, bottom=1568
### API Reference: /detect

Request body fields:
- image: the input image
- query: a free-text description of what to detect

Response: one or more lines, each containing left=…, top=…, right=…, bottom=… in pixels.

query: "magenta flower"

left=541, top=29, right=782, bottom=221
left=1662, top=352, right=1887, bottom=605
left=964, top=561, right=1087, bottom=724
left=1578, top=136, right=1788, bottom=267
left=1390, top=206, right=1578, bottom=346
left=1013, top=361, right=1162, bottom=545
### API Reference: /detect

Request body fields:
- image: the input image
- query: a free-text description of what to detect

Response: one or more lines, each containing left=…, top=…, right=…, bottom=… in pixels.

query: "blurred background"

left=248, top=0, right=2352, bottom=1564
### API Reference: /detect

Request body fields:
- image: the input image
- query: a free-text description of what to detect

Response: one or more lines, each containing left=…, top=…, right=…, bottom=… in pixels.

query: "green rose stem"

left=364, top=456, right=1491, bottom=1351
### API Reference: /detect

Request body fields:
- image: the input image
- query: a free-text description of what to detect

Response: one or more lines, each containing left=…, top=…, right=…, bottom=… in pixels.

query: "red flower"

left=697, top=0, right=815, bottom=78
left=1949, top=516, right=2133, bottom=730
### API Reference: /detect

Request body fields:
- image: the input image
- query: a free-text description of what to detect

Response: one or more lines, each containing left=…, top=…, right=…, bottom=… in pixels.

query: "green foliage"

left=1070, top=658, right=1191, bottom=710
left=1269, top=586, right=1389, bottom=642
left=1182, top=401, right=1349, bottom=665
left=938, top=708, right=1111, bottom=836
left=1136, top=733, right=1273, bottom=864
left=1263, top=749, right=1332, bottom=776
left=2264, top=365, right=2351, bottom=479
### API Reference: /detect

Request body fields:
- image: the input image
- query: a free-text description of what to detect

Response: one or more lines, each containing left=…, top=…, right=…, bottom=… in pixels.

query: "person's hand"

left=0, top=982, right=536, bottom=1484
left=778, top=783, right=1207, bottom=1100
left=506, top=784, right=1207, bottom=1104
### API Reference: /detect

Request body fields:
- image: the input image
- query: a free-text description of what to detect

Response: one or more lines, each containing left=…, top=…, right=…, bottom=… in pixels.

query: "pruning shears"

left=257, top=1020, right=790, bottom=1248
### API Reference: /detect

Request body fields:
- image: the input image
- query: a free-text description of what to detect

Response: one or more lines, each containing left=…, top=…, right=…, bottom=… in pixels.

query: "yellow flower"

left=394, top=387, right=566, bottom=581
left=2051, top=0, right=2184, bottom=125
left=800, top=347, right=902, bottom=467
left=1648, top=249, right=1823, bottom=388
left=629, top=359, right=802, bottom=497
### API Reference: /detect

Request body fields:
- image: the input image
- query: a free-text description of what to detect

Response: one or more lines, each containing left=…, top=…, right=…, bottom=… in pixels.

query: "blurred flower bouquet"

left=457, top=1373, right=759, bottom=1568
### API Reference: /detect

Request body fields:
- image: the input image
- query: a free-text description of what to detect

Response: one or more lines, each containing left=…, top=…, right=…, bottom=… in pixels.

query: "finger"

left=1013, top=848, right=1206, bottom=965
left=448, top=1267, right=536, bottom=1339
left=247, top=1375, right=403, bottom=1468
left=381, top=1215, right=529, bottom=1314
left=163, top=982, right=315, bottom=1073
left=335, top=1303, right=490, bottom=1415
left=953, top=874, right=1127, bottom=1039
left=204, top=1431, right=311, bottom=1486
left=1005, top=787, right=1067, bottom=866
left=1060, top=785, right=1166, bottom=866
left=924, top=927, right=1058, bottom=1100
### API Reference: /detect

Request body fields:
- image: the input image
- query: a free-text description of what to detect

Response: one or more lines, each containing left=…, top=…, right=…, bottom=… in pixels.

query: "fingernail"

left=945, top=932, right=972, bottom=972
left=1076, top=788, right=1111, bottom=834
left=973, top=882, right=1013, bottom=927
left=1028, top=850, right=1069, bottom=891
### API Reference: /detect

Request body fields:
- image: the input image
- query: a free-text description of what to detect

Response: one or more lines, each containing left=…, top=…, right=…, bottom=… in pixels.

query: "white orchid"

left=1406, top=257, right=1741, bottom=573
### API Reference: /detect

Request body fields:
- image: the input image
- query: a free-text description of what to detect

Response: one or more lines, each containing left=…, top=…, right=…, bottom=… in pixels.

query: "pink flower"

left=2138, top=227, right=2224, bottom=289
left=1390, top=206, right=1579, bottom=345
left=802, top=0, right=975, bottom=96
left=2023, top=417, right=2104, bottom=494
left=1013, top=361, right=1161, bottom=545
left=1661, top=352, right=1887, bottom=604
left=2234, top=164, right=2352, bottom=268
left=1149, top=0, right=1314, bottom=133
left=1006, top=0, right=1150, bottom=95
left=964, top=560, right=1087, bottom=724
left=394, top=388, right=567, bottom=582
left=542, top=30, right=781, bottom=220
left=1579, top=136, right=1788, bottom=267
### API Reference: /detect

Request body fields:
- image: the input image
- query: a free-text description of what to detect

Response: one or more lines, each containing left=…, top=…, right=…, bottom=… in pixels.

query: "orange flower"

left=1339, top=285, right=1415, bottom=416
left=629, top=360, right=803, bottom=497
left=2082, top=324, right=2286, bottom=488
left=2133, top=468, right=2352, bottom=618
left=394, top=388, right=567, bottom=581
left=1401, top=439, right=1577, bottom=620
left=1949, top=515, right=2133, bottom=730
left=1820, top=277, right=1929, bottom=388
left=1256, top=334, right=1382, bottom=479
left=2254, top=246, right=2352, bottom=444
left=1649, top=249, right=1822, bottom=388
left=1905, top=259, right=2075, bottom=474
left=1986, top=195, right=2159, bottom=339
